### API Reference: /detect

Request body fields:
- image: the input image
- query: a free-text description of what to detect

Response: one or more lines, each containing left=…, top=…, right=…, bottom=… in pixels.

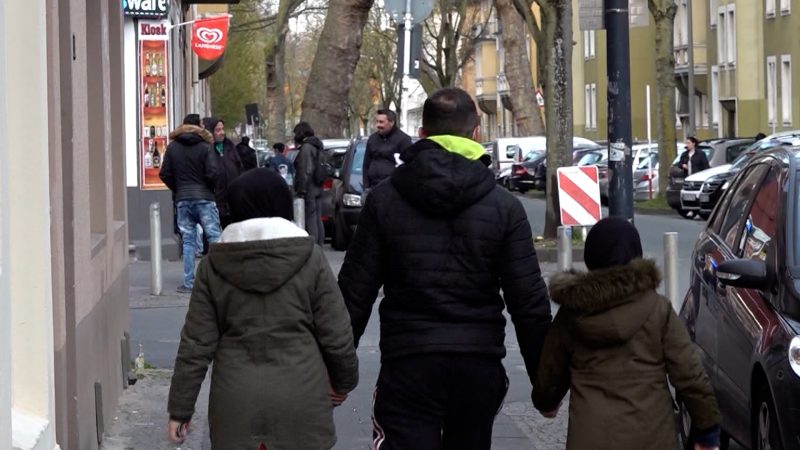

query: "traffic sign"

left=384, top=0, right=435, bottom=25
left=557, top=166, right=602, bottom=226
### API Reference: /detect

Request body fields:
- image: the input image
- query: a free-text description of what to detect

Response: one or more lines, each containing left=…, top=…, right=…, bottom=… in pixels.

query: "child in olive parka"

left=533, top=217, right=721, bottom=450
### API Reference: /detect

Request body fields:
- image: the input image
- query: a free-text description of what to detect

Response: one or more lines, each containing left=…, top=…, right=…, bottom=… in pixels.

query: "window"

left=717, top=7, right=726, bottom=64
left=710, top=0, right=717, bottom=26
left=726, top=5, right=736, bottom=65
left=718, top=165, right=769, bottom=251
left=584, top=31, right=589, bottom=59
left=583, top=31, right=596, bottom=59
left=711, top=66, right=720, bottom=125
left=742, top=167, right=782, bottom=261
left=585, top=84, right=591, bottom=129
left=781, top=0, right=791, bottom=14
left=782, top=55, right=792, bottom=125
left=767, top=0, right=776, bottom=17
left=701, top=94, right=710, bottom=128
left=591, top=83, right=597, bottom=130
left=767, top=56, right=777, bottom=126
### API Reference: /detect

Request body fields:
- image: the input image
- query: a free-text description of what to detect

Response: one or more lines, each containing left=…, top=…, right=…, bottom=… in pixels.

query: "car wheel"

left=519, top=188, right=528, bottom=194
left=753, top=386, right=782, bottom=450
left=677, top=208, right=693, bottom=219
left=331, top=209, right=348, bottom=251
left=698, top=211, right=711, bottom=221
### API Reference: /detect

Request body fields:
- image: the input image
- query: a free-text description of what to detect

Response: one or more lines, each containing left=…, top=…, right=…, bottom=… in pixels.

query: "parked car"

left=698, top=132, right=800, bottom=216
left=532, top=145, right=604, bottom=191
left=678, top=146, right=800, bottom=450
left=320, top=139, right=354, bottom=239
left=508, top=151, right=546, bottom=193
left=598, top=143, right=657, bottom=201
left=703, top=138, right=755, bottom=167
left=679, top=164, right=733, bottom=220
left=666, top=142, right=713, bottom=217
left=330, top=138, right=367, bottom=250
left=490, top=136, right=599, bottom=174
left=633, top=152, right=660, bottom=201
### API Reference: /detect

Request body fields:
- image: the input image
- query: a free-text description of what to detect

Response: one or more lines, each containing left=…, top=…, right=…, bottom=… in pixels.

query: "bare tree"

left=493, top=0, right=545, bottom=136
left=301, top=0, right=375, bottom=138
left=513, top=0, right=573, bottom=237
left=649, top=0, right=678, bottom=196
left=265, top=0, right=305, bottom=144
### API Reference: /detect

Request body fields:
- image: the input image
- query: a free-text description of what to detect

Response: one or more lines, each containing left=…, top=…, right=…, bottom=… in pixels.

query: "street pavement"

left=105, top=195, right=717, bottom=449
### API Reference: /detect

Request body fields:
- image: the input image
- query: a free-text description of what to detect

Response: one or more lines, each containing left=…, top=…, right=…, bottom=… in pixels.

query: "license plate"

left=682, top=193, right=697, bottom=201
left=700, top=194, right=710, bottom=203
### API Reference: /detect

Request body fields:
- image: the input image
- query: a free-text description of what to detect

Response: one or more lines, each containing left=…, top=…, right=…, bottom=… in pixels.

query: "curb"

left=535, top=247, right=584, bottom=263
left=634, top=207, right=679, bottom=218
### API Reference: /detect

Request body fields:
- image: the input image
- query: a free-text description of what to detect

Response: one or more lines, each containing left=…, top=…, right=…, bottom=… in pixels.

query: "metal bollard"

left=293, top=197, right=305, bottom=230
left=557, top=226, right=573, bottom=272
left=664, top=232, right=679, bottom=312
left=149, top=202, right=162, bottom=296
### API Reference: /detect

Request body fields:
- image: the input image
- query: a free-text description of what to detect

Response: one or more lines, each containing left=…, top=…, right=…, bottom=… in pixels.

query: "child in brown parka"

left=533, top=217, right=721, bottom=450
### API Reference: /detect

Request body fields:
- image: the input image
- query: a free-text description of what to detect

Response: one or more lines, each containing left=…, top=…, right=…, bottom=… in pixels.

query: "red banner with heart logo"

left=192, top=16, right=229, bottom=61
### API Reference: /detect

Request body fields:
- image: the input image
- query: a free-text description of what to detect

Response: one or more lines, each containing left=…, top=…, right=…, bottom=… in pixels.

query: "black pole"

left=605, top=0, right=634, bottom=220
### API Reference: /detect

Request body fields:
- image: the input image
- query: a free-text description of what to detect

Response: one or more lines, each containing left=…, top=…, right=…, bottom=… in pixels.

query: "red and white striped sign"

left=556, top=166, right=602, bottom=226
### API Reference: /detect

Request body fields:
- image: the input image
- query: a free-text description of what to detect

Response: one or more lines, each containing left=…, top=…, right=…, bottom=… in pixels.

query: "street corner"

left=101, top=369, right=210, bottom=450
left=498, top=399, right=568, bottom=450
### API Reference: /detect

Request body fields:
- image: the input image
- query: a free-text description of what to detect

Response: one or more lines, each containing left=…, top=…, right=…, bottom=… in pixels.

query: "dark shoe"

left=176, top=285, right=192, bottom=294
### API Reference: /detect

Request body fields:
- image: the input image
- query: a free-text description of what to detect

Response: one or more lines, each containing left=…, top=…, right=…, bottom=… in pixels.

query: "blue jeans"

left=176, top=200, right=221, bottom=288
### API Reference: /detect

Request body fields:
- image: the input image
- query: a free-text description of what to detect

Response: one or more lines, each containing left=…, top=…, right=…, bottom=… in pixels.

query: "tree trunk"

left=265, top=32, right=288, bottom=144
left=494, top=0, right=545, bottom=136
left=300, top=0, right=375, bottom=138
left=651, top=2, right=678, bottom=196
left=540, top=0, right=573, bottom=238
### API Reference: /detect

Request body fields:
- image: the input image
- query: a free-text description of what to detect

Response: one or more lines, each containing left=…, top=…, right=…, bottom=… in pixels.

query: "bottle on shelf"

left=144, top=83, right=150, bottom=107
left=144, top=139, right=153, bottom=169
left=161, top=84, right=166, bottom=107
left=151, top=53, right=158, bottom=79
left=150, top=125, right=156, bottom=138
left=145, top=52, right=151, bottom=76
left=153, top=141, right=161, bottom=169
left=158, top=54, right=164, bottom=77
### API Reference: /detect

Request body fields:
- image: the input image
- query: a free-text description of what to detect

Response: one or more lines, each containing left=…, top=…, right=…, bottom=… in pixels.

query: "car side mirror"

left=506, top=145, right=521, bottom=160
left=715, top=259, right=768, bottom=289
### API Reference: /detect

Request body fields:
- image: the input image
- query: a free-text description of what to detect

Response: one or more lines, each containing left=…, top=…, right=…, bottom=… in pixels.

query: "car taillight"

left=322, top=179, right=333, bottom=190
left=640, top=173, right=653, bottom=181
left=513, top=165, right=526, bottom=176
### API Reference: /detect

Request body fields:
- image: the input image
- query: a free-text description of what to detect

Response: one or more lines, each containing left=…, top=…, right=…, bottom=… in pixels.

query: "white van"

left=491, top=136, right=599, bottom=172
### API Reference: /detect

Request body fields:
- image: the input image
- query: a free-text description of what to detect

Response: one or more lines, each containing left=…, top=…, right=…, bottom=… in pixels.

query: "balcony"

left=497, top=73, right=513, bottom=110
left=476, top=77, right=498, bottom=114
left=674, top=44, right=708, bottom=76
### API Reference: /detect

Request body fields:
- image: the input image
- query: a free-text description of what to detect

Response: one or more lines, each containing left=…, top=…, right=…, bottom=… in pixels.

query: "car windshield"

left=523, top=150, right=545, bottom=162
left=577, top=151, right=603, bottom=166
left=351, top=141, right=367, bottom=174
left=730, top=139, right=786, bottom=170
left=637, top=153, right=659, bottom=170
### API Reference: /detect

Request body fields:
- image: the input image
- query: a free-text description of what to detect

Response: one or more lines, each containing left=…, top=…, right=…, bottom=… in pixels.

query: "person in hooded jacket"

left=362, top=109, right=412, bottom=190
left=204, top=117, right=243, bottom=230
left=166, top=167, right=359, bottom=450
left=338, top=88, right=551, bottom=449
left=160, top=114, right=220, bottom=293
left=236, top=136, right=258, bottom=171
left=292, top=122, right=326, bottom=245
left=533, top=216, right=721, bottom=450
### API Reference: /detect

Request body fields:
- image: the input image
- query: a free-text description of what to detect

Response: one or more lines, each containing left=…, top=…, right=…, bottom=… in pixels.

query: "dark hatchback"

left=679, top=147, right=800, bottom=449
left=330, top=138, right=367, bottom=250
left=508, top=151, right=545, bottom=193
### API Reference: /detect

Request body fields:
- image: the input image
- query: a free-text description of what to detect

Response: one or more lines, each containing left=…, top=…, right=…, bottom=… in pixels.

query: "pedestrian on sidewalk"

left=532, top=216, right=721, bottom=450
left=167, top=167, right=358, bottom=450
left=159, top=113, right=220, bottom=293
left=362, top=109, right=412, bottom=191
left=269, top=142, right=295, bottom=186
left=204, top=117, right=243, bottom=230
left=236, top=136, right=258, bottom=171
left=338, top=87, right=552, bottom=450
left=292, top=122, right=326, bottom=245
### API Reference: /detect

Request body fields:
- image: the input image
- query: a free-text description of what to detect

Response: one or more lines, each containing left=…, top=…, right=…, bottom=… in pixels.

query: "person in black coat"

left=292, top=122, right=325, bottom=246
left=674, top=136, right=710, bottom=177
left=204, top=118, right=243, bottom=229
left=236, top=136, right=257, bottom=171
left=338, top=88, right=552, bottom=449
left=362, top=109, right=412, bottom=189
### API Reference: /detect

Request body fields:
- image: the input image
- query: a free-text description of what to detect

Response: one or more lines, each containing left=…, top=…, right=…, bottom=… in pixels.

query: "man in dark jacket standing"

left=160, top=114, right=220, bottom=293
left=363, top=109, right=412, bottom=189
left=204, top=118, right=242, bottom=230
left=674, top=136, right=710, bottom=177
left=292, top=122, right=326, bottom=245
left=338, top=88, right=552, bottom=449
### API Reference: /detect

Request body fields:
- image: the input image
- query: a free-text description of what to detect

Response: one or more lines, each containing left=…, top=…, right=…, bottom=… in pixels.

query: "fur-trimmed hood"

left=548, top=259, right=663, bottom=346
left=169, top=124, right=214, bottom=145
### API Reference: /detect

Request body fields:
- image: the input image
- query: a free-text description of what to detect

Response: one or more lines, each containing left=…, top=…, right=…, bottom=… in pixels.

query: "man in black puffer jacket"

left=338, top=88, right=551, bottom=449
left=160, top=114, right=220, bottom=293
left=363, top=109, right=412, bottom=189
